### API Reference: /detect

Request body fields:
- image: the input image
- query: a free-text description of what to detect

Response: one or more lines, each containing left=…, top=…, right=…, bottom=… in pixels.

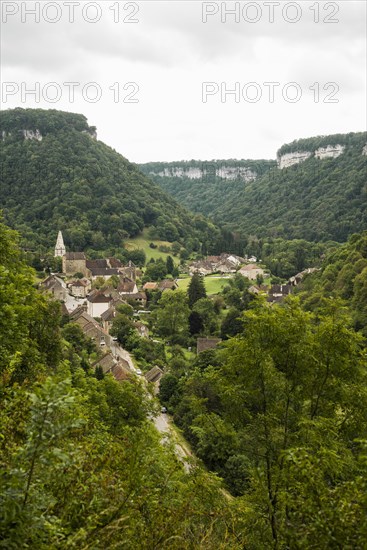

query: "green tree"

left=110, top=314, right=135, bottom=347
left=187, top=272, right=207, bottom=308
left=166, top=255, right=174, bottom=275
left=193, top=298, right=218, bottom=335
left=143, top=258, right=167, bottom=281
left=189, top=310, right=204, bottom=336
left=156, top=290, right=189, bottom=342
left=220, top=308, right=244, bottom=339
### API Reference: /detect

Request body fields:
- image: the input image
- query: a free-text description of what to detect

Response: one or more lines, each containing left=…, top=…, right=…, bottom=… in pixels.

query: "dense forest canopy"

left=141, top=132, right=367, bottom=243
left=297, top=230, right=367, bottom=336
left=0, top=108, right=222, bottom=253
left=139, top=159, right=276, bottom=218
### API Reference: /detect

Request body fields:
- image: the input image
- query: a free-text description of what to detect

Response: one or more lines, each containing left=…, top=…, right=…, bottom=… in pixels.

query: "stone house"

left=143, top=282, right=159, bottom=291
left=158, top=279, right=178, bottom=291
left=69, top=278, right=90, bottom=298
left=119, top=261, right=136, bottom=281
left=238, top=264, right=265, bottom=281
left=87, top=292, right=113, bottom=318
left=128, top=292, right=147, bottom=306
left=70, top=309, right=108, bottom=345
left=134, top=321, right=149, bottom=338
left=93, top=353, right=132, bottom=381
left=288, top=268, right=319, bottom=286
left=145, top=366, right=163, bottom=384
left=189, top=253, right=245, bottom=276
left=40, top=275, right=68, bottom=301
left=267, top=284, right=293, bottom=304
left=189, top=260, right=214, bottom=276
left=100, top=306, right=118, bottom=333
left=62, top=252, right=88, bottom=277
left=86, top=259, right=120, bottom=280
left=117, top=277, right=138, bottom=296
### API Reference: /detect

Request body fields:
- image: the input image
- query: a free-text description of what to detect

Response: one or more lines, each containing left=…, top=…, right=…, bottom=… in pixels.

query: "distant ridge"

left=140, top=131, right=367, bottom=242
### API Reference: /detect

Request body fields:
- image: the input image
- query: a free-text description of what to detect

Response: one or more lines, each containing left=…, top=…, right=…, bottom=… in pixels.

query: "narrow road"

left=153, top=411, right=193, bottom=473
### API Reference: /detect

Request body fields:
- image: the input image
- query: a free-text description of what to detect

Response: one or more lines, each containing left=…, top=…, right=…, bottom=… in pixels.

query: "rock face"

left=83, top=129, right=97, bottom=140
left=151, top=165, right=257, bottom=182
left=362, top=143, right=367, bottom=156
left=278, top=143, right=346, bottom=168
left=2, top=129, right=43, bottom=141
left=278, top=151, right=312, bottom=169
left=2, top=127, right=97, bottom=141
left=23, top=129, right=43, bottom=141
left=314, top=144, right=344, bottom=159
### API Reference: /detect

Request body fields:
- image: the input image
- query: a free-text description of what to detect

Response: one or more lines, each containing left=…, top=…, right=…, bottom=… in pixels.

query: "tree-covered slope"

left=139, top=159, right=276, bottom=217
left=298, top=230, right=367, bottom=336
left=140, top=132, right=367, bottom=242
left=0, top=108, right=220, bottom=252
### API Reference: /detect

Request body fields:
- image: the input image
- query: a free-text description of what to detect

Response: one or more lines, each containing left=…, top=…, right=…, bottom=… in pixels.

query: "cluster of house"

left=39, top=232, right=321, bottom=386
left=188, top=253, right=259, bottom=276
left=68, top=305, right=162, bottom=385
left=248, top=267, right=320, bottom=303
left=49, top=231, right=176, bottom=318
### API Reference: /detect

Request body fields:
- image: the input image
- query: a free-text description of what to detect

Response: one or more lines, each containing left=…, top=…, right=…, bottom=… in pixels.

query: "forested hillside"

left=298, top=230, right=367, bottom=336
left=0, top=108, right=221, bottom=253
left=141, top=132, right=367, bottom=242
left=139, top=159, right=275, bottom=217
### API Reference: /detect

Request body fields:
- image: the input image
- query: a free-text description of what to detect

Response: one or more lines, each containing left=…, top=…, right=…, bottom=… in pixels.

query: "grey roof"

left=145, top=366, right=163, bottom=383
left=65, top=252, right=86, bottom=260
left=197, top=338, right=221, bottom=354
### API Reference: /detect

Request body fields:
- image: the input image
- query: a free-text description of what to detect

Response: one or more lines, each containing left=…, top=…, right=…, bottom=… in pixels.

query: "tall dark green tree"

left=187, top=272, right=207, bottom=308
left=166, top=255, right=174, bottom=275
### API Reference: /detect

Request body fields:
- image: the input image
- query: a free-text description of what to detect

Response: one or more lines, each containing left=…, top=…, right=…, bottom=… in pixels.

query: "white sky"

left=1, top=0, right=366, bottom=162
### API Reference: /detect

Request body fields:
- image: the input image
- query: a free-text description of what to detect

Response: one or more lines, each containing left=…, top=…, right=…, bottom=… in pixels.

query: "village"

left=40, top=231, right=318, bottom=386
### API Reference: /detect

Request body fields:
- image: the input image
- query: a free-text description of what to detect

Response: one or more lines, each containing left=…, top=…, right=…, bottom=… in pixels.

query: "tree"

left=116, top=303, right=134, bottom=317
left=220, top=308, right=244, bottom=339
left=166, top=255, right=174, bottom=275
left=110, top=314, right=135, bottom=347
left=159, top=373, right=180, bottom=406
left=193, top=298, right=218, bottom=335
left=189, top=311, right=204, bottom=336
left=156, top=290, right=189, bottom=342
left=127, top=249, right=146, bottom=267
left=188, top=272, right=207, bottom=308
left=143, top=258, right=167, bottom=281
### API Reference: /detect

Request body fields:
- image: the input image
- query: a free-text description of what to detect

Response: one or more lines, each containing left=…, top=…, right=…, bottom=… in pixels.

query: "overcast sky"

left=1, top=0, right=366, bottom=162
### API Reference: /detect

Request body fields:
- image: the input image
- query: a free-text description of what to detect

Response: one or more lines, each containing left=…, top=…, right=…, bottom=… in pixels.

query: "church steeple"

left=54, top=230, right=66, bottom=257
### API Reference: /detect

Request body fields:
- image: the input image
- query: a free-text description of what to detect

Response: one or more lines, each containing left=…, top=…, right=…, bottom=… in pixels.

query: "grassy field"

left=124, top=228, right=180, bottom=263
left=177, top=275, right=231, bottom=295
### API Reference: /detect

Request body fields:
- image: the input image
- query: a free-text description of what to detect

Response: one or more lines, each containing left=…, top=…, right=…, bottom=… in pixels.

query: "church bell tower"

left=54, top=230, right=66, bottom=257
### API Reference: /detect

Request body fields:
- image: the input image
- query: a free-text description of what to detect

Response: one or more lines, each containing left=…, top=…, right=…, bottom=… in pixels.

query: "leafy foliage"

left=298, top=230, right=367, bottom=335
left=167, top=298, right=367, bottom=547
